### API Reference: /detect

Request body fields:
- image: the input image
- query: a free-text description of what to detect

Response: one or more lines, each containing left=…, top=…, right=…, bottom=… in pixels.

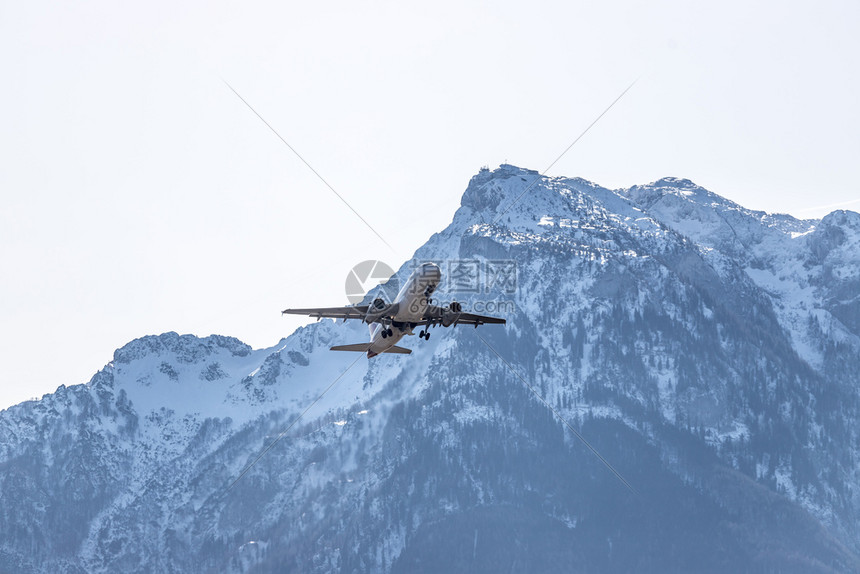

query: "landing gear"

left=381, top=329, right=388, bottom=339
left=386, top=328, right=393, bottom=337
left=419, top=330, right=431, bottom=340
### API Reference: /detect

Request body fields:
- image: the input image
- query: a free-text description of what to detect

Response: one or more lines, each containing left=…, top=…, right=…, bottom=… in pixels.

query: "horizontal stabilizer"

left=382, top=345, right=412, bottom=355
left=330, top=343, right=372, bottom=352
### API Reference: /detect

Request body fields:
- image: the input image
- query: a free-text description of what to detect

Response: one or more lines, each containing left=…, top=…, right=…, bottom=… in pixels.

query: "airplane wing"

left=454, top=312, right=507, bottom=326
left=330, top=343, right=412, bottom=354
left=282, top=306, right=369, bottom=320
left=419, top=304, right=507, bottom=327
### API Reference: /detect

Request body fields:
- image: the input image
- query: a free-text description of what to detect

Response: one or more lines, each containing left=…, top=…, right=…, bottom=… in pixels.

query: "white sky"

left=1, top=0, right=858, bottom=410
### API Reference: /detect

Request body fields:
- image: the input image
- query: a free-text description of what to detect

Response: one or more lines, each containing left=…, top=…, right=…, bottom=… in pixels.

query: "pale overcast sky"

left=1, top=0, right=858, bottom=409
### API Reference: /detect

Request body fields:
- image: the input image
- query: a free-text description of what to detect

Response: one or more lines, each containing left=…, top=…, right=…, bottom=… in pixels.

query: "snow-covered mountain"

left=3, top=164, right=860, bottom=572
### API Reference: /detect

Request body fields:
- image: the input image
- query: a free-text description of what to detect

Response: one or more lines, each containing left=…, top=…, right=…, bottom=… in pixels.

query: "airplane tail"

left=330, top=343, right=412, bottom=355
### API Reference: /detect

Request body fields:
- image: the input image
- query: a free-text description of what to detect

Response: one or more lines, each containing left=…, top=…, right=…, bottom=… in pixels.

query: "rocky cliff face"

left=2, top=165, right=859, bottom=573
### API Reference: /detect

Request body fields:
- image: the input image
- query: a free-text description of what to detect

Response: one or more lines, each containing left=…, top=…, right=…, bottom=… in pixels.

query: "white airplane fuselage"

left=366, top=262, right=442, bottom=358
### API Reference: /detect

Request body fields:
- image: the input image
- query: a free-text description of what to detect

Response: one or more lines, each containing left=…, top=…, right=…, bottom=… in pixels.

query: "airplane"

left=282, top=262, right=506, bottom=358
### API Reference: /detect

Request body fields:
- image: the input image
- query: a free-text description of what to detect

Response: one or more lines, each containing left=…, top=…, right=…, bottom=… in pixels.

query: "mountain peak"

left=819, top=208, right=860, bottom=230
left=112, top=332, right=252, bottom=365
left=624, top=176, right=739, bottom=212
left=652, top=176, right=700, bottom=189
left=808, top=209, right=860, bottom=265
left=460, top=164, right=541, bottom=213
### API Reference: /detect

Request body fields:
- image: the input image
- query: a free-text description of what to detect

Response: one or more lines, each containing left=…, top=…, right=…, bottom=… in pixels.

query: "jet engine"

left=365, top=298, right=395, bottom=323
